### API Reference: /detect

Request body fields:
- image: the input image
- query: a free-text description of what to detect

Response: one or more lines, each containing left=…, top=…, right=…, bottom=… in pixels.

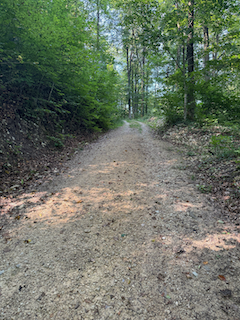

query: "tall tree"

left=186, top=0, right=195, bottom=120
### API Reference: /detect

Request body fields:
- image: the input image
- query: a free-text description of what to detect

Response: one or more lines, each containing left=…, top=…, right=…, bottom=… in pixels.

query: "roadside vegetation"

left=147, top=117, right=240, bottom=217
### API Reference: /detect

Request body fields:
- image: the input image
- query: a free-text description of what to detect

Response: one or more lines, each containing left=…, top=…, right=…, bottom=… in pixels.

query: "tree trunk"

left=203, top=26, right=209, bottom=81
left=154, top=68, right=158, bottom=109
left=97, top=0, right=100, bottom=50
left=126, top=46, right=131, bottom=118
left=141, top=48, right=145, bottom=117
left=176, top=2, right=181, bottom=71
left=186, top=0, right=195, bottom=121
left=134, top=63, right=137, bottom=116
left=214, top=33, right=219, bottom=60
left=48, top=82, right=54, bottom=101
left=183, top=41, right=187, bottom=120
left=131, top=57, right=135, bottom=117
left=145, top=69, right=149, bottom=115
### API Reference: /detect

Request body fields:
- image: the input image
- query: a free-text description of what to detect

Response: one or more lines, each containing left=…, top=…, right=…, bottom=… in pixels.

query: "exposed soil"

left=0, top=114, right=101, bottom=196
left=0, top=121, right=240, bottom=319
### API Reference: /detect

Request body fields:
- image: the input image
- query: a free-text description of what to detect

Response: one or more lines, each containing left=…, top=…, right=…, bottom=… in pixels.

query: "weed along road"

left=0, top=121, right=240, bottom=319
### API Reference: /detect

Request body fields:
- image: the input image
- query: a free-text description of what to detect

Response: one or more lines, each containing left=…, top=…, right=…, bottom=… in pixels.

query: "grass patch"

left=129, top=121, right=142, bottom=132
left=110, top=119, right=124, bottom=130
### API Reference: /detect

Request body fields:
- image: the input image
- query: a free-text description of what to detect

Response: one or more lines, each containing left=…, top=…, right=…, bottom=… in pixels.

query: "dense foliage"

left=0, top=0, right=119, bottom=135
left=1, top=0, right=240, bottom=130
left=113, top=0, right=240, bottom=126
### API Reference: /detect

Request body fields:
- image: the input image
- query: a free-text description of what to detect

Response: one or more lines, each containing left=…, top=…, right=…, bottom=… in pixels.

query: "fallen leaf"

left=76, top=200, right=83, bottom=203
left=15, top=215, right=21, bottom=220
left=218, top=275, right=226, bottom=281
left=203, top=261, right=208, bottom=265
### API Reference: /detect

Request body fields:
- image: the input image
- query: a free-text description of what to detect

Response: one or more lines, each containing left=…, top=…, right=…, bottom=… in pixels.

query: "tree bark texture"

left=186, top=0, right=195, bottom=121
left=141, top=48, right=145, bottom=116
left=203, top=26, right=210, bottom=81
left=97, top=0, right=100, bottom=50
left=126, top=46, right=131, bottom=118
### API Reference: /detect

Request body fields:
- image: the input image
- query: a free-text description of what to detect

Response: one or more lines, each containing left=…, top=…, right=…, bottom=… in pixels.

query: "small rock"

left=37, top=292, right=46, bottom=301
left=176, top=249, right=185, bottom=255
left=203, top=265, right=210, bottom=272
left=157, top=273, right=166, bottom=281
left=74, top=302, right=80, bottom=309
left=84, top=230, right=91, bottom=233
left=220, top=289, right=232, bottom=298
left=10, top=185, right=20, bottom=190
left=189, top=212, right=197, bottom=219
left=0, top=270, right=4, bottom=275
left=192, top=271, right=198, bottom=277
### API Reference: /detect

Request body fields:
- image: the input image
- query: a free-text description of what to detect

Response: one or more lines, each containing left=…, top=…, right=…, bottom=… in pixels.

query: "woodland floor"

left=0, top=121, right=240, bottom=320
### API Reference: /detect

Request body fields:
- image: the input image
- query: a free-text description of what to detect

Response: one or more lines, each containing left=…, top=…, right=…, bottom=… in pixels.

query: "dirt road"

left=0, top=121, right=240, bottom=319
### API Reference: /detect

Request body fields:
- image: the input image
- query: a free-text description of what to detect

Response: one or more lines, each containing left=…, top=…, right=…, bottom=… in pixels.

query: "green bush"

left=160, top=91, right=184, bottom=125
left=210, top=134, right=238, bottom=159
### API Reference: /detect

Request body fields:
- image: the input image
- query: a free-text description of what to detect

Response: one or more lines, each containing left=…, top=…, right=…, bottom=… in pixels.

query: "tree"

left=0, top=0, right=120, bottom=132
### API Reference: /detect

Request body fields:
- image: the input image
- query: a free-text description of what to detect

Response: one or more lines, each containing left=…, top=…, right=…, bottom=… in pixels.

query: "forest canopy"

left=113, top=0, right=240, bottom=124
left=1, top=0, right=240, bottom=131
left=0, top=0, right=119, bottom=133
